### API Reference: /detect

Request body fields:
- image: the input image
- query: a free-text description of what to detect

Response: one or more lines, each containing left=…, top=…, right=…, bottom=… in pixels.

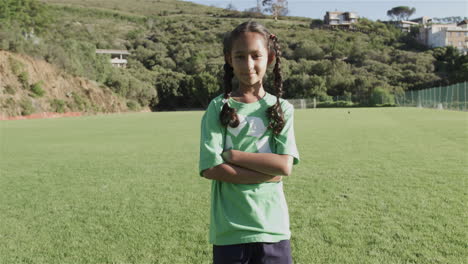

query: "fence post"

left=411, top=90, right=413, bottom=106
left=417, top=90, right=421, bottom=108
left=448, top=85, right=451, bottom=110
left=463, top=82, right=467, bottom=111
left=423, top=89, right=426, bottom=108
left=446, top=85, right=449, bottom=109
left=437, top=86, right=440, bottom=109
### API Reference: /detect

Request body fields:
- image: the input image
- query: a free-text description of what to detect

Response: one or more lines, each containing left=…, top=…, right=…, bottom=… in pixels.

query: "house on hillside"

left=324, top=11, right=359, bottom=28
left=96, top=49, right=130, bottom=68
left=410, top=16, right=432, bottom=25
left=385, top=16, right=431, bottom=33
left=416, top=21, right=468, bottom=54
left=394, top=20, right=419, bottom=32
left=458, top=20, right=468, bottom=27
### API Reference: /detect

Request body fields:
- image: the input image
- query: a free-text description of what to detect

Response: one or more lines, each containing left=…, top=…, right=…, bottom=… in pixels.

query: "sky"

left=185, top=0, right=468, bottom=21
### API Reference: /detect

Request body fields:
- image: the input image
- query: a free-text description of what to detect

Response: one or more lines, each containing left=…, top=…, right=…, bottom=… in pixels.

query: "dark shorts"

left=213, top=239, right=293, bottom=264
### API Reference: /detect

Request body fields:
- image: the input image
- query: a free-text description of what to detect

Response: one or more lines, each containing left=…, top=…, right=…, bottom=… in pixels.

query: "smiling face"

left=226, top=32, right=274, bottom=88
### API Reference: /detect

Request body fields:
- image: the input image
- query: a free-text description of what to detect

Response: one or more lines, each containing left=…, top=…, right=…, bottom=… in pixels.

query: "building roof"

left=96, top=49, right=131, bottom=55
left=446, top=28, right=468, bottom=32
left=325, top=11, right=358, bottom=17
left=399, top=21, right=419, bottom=25
left=410, top=16, right=432, bottom=23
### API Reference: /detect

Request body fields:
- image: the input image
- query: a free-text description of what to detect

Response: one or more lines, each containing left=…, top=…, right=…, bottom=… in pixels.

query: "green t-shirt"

left=199, top=92, right=300, bottom=246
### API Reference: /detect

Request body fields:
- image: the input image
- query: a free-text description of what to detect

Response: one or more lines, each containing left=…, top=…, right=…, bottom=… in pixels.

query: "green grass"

left=0, top=108, right=466, bottom=264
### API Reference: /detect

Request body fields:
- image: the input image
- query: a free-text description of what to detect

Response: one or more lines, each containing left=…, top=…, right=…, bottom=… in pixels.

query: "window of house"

left=448, top=41, right=453, bottom=46
left=459, top=41, right=463, bottom=47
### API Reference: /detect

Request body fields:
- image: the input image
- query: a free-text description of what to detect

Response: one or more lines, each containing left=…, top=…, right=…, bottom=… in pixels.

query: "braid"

left=267, top=35, right=285, bottom=135
left=220, top=62, right=239, bottom=127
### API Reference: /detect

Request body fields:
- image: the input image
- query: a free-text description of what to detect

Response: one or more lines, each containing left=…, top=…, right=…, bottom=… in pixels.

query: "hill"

left=1, top=0, right=466, bottom=117
left=0, top=50, right=128, bottom=118
left=40, top=0, right=226, bottom=17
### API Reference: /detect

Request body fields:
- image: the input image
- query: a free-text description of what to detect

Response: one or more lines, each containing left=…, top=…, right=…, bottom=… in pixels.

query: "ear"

left=224, top=53, right=232, bottom=66
left=267, top=51, right=276, bottom=66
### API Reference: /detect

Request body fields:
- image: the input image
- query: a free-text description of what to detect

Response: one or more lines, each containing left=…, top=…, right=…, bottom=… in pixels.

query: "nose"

left=246, top=56, right=255, bottom=71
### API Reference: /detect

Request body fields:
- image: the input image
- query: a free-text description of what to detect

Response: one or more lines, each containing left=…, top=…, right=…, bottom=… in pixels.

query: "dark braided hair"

left=220, top=59, right=240, bottom=127
left=266, top=34, right=285, bottom=135
left=221, top=21, right=285, bottom=135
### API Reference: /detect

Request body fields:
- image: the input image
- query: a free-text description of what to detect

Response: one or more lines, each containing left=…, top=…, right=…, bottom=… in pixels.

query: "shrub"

left=72, top=92, right=88, bottom=111
left=19, top=98, right=34, bottom=116
left=30, top=82, right=45, bottom=97
left=8, top=57, right=24, bottom=75
left=50, top=99, right=66, bottom=113
left=310, top=19, right=324, bottom=28
left=317, top=100, right=355, bottom=108
left=5, top=85, right=16, bottom=95
left=293, top=41, right=324, bottom=60
left=4, top=98, right=16, bottom=108
left=371, top=87, right=395, bottom=106
left=126, top=100, right=139, bottom=111
left=18, top=72, right=29, bottom=89
left=105, top=69, right=130, bottom=96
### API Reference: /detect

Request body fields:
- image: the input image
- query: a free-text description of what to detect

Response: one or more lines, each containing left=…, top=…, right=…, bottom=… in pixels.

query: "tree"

left=192, top=72, right=220, bottom=108
left=0, top=0, right=51, bottom=32
left=433, top=46, right=468, bottom=84
left=262, top=0, right=288, bottom=21
left=292, top=41, right=324, bottom=60
left=244, top=0, right=262, bottom=16
left=386, top=6, right=416, bottom=21
left=226, top=3, right=236, bottom=11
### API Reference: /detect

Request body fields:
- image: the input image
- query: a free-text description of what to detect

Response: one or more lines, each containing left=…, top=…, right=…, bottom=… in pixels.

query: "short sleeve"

left=199, top=99, right=225, bottom=176
left=275, top=102, right=300, bottom=165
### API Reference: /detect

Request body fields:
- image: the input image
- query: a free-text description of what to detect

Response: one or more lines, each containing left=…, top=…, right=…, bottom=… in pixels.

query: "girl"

left=199, top=21, right=300, bottom=264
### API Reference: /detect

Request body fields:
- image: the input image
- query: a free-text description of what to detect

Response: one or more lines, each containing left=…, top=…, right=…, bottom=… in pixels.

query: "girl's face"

left=227, top=32, right=273, bottom=88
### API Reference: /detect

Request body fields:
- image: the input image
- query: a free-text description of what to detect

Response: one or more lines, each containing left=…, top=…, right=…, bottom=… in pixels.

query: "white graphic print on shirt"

left=225, top=114, right=272, bottom=153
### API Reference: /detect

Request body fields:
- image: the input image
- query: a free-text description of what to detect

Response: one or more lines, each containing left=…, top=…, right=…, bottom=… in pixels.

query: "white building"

left=395, top=20, right=419, bottom=32
left=96, top=49, right=130, bottom=68
left=324, top=11, right=359, bottom=28
left=422, top=22, right=468, bottom=54
left=410, top=16, right=432, bottom=25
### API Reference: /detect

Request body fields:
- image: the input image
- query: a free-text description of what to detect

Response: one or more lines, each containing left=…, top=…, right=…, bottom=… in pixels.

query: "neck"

left=234, top=81, right=265, bottom=97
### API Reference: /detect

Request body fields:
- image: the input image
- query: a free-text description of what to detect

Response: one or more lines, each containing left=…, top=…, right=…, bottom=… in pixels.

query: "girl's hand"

left=267, top=176, right=283, bottom=183
left=222, top=150, right=233, bottom=163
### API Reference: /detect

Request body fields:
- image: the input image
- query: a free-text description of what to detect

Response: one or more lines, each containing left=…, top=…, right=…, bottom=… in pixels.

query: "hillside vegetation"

left=0, top=0, right=467, bottom=116
left=0, top=50, right=127, bottom=117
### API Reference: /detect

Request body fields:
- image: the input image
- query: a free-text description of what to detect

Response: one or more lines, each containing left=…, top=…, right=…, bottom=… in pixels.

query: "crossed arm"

left=202, top=150, right=294, bottom=184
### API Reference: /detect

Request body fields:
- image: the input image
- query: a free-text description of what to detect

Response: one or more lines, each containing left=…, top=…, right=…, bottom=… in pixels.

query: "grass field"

left=0, top=108, right=466, bottom=264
